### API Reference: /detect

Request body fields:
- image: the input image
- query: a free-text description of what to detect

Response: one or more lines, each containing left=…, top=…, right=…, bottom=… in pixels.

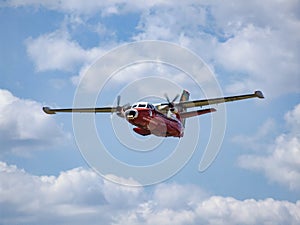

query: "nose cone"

left=125, top=109, right=138, bottom=120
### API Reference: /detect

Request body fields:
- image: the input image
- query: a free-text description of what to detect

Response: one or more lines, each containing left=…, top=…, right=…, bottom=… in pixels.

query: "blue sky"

left=1, top=1, right=300, bottom=224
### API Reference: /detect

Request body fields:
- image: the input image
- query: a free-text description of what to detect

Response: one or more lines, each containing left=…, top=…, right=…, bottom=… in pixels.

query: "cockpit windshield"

left=132, top=102, right=154, bottom=109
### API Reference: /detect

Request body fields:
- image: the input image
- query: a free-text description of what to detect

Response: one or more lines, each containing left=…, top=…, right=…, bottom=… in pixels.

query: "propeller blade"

left=115, top=95, right=131, bottom=117
left=172, top=94, right=179, bottom=103
left=164, top=93, right=170, bottom=103
left=122, top=103, right=131, bottom=110
left=117, top=95, right=121, bottom=107
left=163, top=93, right=179, bottom=108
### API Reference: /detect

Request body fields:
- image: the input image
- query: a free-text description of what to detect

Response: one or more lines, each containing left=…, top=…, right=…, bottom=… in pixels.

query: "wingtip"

left=254, top=90, right=264, bottom=99
left=43, top=107, right=56, bottom=114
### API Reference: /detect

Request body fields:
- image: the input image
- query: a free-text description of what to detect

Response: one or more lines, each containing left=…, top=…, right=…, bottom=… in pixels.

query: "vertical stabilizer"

left=179, top=90, right=190, bottom=127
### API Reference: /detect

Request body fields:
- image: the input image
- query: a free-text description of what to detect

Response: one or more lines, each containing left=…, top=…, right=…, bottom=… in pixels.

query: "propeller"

left=159, top=93, right=179, bottom=111
left=116, top=95, right=122, bottom=112
left=164, top=93, right=179, bottom=108
left=115, top=95, right=130, bottom=117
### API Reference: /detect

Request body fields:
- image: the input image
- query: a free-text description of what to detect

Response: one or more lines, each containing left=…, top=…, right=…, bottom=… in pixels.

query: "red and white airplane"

left=43, top=90, right=264, bottom=138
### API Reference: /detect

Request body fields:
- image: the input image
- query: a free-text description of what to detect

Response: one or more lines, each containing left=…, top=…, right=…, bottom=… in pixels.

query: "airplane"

left=43, top=90, right=264, bottom=138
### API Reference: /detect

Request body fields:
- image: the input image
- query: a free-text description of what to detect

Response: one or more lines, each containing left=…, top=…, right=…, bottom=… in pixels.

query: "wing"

left=176, top=90, right=264, bottom=109
left=43, top=106, right=118, bottom=114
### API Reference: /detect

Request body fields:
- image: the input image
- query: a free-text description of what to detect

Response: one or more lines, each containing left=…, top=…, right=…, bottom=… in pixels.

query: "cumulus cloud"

left=1, top=161, right=299, bottom=225
left=232, top=118, right=276, bottom=151
left=116, top=196, right=300, bottom=225
left=0, top=161, right=143, bottom=225
left=0, top=162, right=107, bottom=225
left=216, top=24, right=300, bottom=96
left=2, top=0, right=173, bottom=16
left=238, top=103, right=300, bottom=191
left=212, top=0, right=300, bottom=97
left=134, top=1, right=300, bottom=97
left=70, top=41, right=209, bottom=95
left=285, top=103, right=300, bottom=133
left=134, top=4, right=207, bottom=42
left=25, top=30, right=105, bottom=72
left=15, top=0, right=299, bottom=97
left=2, top=0, right=119, bottom=15
left=0, top=89, right=69, bottom=155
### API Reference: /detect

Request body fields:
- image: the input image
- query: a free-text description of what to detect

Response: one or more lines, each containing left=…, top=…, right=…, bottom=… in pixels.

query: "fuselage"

left=123, top=102, right=184, bottom=137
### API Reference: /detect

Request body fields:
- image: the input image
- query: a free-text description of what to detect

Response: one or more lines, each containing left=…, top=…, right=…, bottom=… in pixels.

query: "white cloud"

left=1, top=161, right=299, bottom=225
left=0, top=161, right=143, bottom=225
left=25, top=30, right=105, bottom=72
left=2, top=0, right=173, bottom=16
left=194, top=197, right=300, bottom=225
left=3, top=0, right=119, bottom=15
left=133, top=1, right=300, bottom=97
left=232, top=118, right=276, bottom=151
left=0, top=162, right=108, bottom=225
left=0, top=89, right=69, bottom=155
left=210, top=0, right=300, bottom=96
left=114, top=187, right=300, bottom=225
left=285, top=103, right=300, bottom=133
left=16, top=1, right=299, bottom=97
left=216, top=24, right=300, bottom=97
left=133, top=4, right=208, bottom=43
left=152, top=182, right=208, bottom=209
left=238, top=103, right=300, bottom=191
left=70, top=43, right=202, bottom=95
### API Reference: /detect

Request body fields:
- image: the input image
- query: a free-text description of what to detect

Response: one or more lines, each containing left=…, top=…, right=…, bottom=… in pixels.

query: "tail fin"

left=179, top=90, right=190, bottom=127
left=179, top=89, right=190, bottom=102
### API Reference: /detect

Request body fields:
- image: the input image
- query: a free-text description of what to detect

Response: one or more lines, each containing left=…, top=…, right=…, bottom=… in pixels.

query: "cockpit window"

left=132, top=102, right=154, bottom=109
left=147, top=104, right=154, bottom=109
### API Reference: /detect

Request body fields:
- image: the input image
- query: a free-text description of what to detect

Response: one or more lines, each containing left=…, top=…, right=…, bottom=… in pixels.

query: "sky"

left=0, top=0, right=300, bottom=224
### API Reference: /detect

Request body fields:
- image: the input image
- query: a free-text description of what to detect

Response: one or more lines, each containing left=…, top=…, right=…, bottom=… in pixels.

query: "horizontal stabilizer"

left=180, top=108, right=216, bottom=119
